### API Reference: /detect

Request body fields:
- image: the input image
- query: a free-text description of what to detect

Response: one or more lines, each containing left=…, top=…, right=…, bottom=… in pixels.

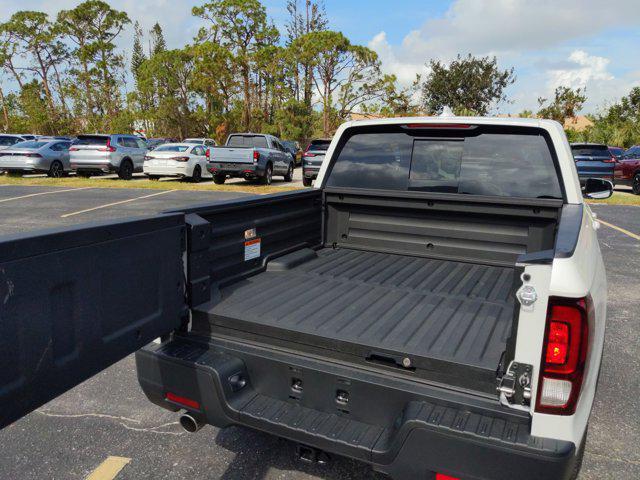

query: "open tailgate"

left=0, top=214, right=187, bottom=428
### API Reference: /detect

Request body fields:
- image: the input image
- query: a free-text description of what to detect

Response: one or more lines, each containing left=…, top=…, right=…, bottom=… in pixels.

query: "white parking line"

left=0, top=187, right=93, bottom=203
left=61, top=190, right=173, bottom=218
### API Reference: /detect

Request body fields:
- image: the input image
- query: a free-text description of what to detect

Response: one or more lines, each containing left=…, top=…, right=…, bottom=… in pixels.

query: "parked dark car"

left=570, top=143, right=615, bottom=185
left=282, top=140, right=302, bottom=166
left=146, top=138, right=175, bottom=150
left=614, top=145, right=640, bottom=194
left=302, top=138, right=332, bottom=187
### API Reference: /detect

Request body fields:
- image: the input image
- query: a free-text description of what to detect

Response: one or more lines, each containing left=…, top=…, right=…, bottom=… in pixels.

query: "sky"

left=1, top=0, right=639, bottom=114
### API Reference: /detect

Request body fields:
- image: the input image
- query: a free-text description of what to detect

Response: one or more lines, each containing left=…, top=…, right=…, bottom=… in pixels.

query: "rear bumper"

left=0, top=160, right=50, bottom=172
left=208, top=163, right=265, bottom=179
left=143, top=163, right=189, bottom=177
left=303, top=166, right=320, bottom=179
left=136, top=337, right=577, bottom=480
left=71, top=162, right=116, bottom=174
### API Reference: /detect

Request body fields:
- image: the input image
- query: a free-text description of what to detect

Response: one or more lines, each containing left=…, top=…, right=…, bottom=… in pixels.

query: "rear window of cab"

left=325, top=125, right=563, bottom=199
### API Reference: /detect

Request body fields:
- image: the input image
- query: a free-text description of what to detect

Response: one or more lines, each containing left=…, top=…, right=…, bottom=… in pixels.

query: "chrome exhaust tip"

left=179, top=413, right=204, bottom=433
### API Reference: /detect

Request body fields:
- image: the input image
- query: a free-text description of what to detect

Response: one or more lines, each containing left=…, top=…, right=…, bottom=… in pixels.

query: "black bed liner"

left=195, top=247, right=516, bottom=393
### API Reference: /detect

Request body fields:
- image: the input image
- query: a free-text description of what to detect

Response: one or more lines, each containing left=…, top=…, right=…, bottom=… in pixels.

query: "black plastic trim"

left=137, top=337, right=577, bottom=480
left=554, top=204, right=584, bottom=259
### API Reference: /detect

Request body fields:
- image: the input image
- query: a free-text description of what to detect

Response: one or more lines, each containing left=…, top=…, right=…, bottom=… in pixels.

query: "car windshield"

left=227, top=135, right=268, bottom=148
left=12, top=141, right=48, bottom=149
left=571, top=145, right=610, bottom=157
left=326, top=125, right=563, bottom=199
left=75, top=135, right=109, bottom=145
left=154, top=145, right=189, bottom=152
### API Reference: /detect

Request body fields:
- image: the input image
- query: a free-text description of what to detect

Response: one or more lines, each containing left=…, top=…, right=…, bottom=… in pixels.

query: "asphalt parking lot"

left=0, top=186, right=638, bottom=480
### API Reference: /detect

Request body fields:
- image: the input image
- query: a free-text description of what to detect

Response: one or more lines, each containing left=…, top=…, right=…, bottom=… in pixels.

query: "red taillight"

left=303, top=152, right=316, bottom=157
left=536, top=297, right=589, bottom=415
left=165, top=392, right=200, bottom=410
left=435, top=474, right=460, bottom=480
left=69, top=147, right=79, bottom=151
left=253, top=150, right=260, bottom=163
left=171, top=156, right=190, bottom=162
left=545, top=321, right=569, bottom=365
left=98, top=138, right=116, bottom=152
left=403, top=123, right=472, bottom=129
left=24, top=153, right=42, bottom=158
left=603, top=156, right=616, bottom=163
left=205, top=148, right=210, bottom=160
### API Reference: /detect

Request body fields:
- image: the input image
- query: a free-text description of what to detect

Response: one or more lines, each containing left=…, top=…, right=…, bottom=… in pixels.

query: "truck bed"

left=196, top=247, right=516, bottom=393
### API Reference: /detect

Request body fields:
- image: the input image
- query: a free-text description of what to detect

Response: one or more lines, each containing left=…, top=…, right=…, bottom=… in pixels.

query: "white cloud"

left=368, top=0, right=640, bottom=113
left=547, top=50, right=614, bottom=90
left=368, top=31, right=427, bottom=86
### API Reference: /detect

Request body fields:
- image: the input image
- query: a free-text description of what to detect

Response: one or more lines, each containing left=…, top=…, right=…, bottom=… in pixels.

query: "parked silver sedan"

left=0, top=139, right=72, bottom=177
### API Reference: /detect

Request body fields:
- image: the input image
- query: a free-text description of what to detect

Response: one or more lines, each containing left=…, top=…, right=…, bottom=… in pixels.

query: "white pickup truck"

left=207, top=133, right=295, bottom=185
left=0, top=116, right=612, bottom=480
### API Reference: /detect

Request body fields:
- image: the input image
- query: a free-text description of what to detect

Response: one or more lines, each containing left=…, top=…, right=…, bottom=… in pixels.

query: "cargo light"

left=535, top=297, right=589, bottom=415
left=165, top=392, right=200, bottom=410
left=403, top=123, right=473, bottom=129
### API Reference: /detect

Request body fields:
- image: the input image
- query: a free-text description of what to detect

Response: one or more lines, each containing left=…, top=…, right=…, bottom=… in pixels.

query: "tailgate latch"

left=498, top=361, right=533, bottom=407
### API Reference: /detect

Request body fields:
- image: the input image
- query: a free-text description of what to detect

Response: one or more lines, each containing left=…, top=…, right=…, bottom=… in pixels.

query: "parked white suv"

left=69, top=134, right=148, bottom=179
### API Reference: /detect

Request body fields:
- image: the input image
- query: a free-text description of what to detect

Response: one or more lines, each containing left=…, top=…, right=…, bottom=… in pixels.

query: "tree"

left=131, top=21, right=146, bottom=83
left=149, top=23, right=166, bottom=56
left=57, top=1, right=130, bottom=129
left=193, top=0, right=279, bottom=130
left=285, top=0, right=327, bottom=105
left=420, top=54, right=515, bottom=115
left=293, top=30, right=384, bottom=136
left=137, top=49, right=197, bottom=138
left=1, top=11, right=69, bottom=123
left=537, top=86, right=586, bottom=123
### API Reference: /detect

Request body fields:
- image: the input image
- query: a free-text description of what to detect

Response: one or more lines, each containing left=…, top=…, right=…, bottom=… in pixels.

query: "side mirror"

left=583, top=178, right=613, bottom=200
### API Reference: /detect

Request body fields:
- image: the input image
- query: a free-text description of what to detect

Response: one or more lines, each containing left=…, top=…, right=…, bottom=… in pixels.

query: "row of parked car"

left=571, top=142, right=640, bottom=194
left=0, top=132, right=330, bottom=186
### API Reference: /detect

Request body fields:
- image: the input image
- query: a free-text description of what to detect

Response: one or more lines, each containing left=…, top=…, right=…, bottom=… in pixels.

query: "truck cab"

left=0, top=117, right=611, bottom=480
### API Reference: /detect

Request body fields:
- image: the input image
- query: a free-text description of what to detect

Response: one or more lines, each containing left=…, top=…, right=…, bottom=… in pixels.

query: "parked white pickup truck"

left=207, top=133, right=295, bottom=185
left=0, top=116, right=612, bottom=480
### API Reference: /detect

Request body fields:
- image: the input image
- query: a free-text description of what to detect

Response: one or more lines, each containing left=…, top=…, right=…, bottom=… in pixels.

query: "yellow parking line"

left=85, top=456, right=131, bottom=480
left=599, top=219, right=640, bottom=241
left=0, top=187, right=93, bottom=203
left=61, top=190, right=172, bottom=218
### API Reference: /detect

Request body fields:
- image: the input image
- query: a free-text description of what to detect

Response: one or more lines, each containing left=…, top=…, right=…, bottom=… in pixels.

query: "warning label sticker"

left=244, top=238, right=261, bottom=261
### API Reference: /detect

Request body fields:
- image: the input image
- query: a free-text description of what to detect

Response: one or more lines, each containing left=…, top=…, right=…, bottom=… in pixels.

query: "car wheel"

left=303, top=177, right=312, bottom=187
left=117, top=160, right=133, bottom=180
left=47, top=160, right=64, bottom=178
left=262, top=164, right=273, bottom=185
left=632, top=173, right=640, bottom=195
left=213, top=174, right=226, bottom=185
left=284, top=163, right=294, bottom=182
left=191, top=165, right=202, bottom=183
